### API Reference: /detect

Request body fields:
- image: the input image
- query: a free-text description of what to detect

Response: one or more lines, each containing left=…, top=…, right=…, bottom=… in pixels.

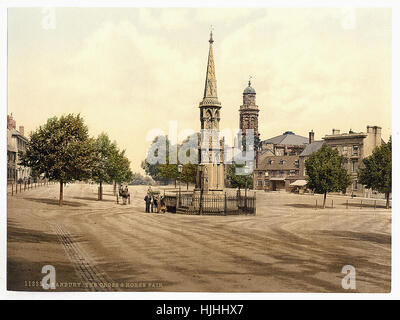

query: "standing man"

left=144, top=194, right=151, bottom=213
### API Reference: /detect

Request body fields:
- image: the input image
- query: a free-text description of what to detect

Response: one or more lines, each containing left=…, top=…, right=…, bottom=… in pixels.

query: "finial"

left=209, top=25, right=214, bottom=43
left=248, top=75, right=252, bottom=86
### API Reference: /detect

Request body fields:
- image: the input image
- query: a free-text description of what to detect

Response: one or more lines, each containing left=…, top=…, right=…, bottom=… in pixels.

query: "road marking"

left=53, top=223, right=117, bottom=291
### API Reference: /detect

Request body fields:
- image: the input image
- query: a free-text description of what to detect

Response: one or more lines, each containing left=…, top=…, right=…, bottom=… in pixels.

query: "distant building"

left=238, top=79, right=260, bottom=170
left=298, top=138, right=325, bottom=178
left=254, top=155, right=301, bottom=191
left=322, top=126, right=383, bottom=197
left=7, top=114, right=30, bottom=183
left=260, top=131, right=309, bottom=156
left=297, top=126, right=383, bottom=197
left=239, top=80, right=260, bottom=141
left=254, top=131, right=309, bottom=191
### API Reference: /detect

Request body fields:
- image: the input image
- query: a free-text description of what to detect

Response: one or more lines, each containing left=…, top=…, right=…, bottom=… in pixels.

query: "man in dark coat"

left=144, top=195, right=151, bottom=213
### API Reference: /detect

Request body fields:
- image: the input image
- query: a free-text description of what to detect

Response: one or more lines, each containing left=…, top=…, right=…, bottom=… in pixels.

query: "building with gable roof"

left=7, top=114, right=31, bottom=183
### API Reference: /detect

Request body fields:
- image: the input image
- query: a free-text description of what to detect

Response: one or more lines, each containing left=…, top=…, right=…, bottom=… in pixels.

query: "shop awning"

left=290, top=179, right=307, bottom=186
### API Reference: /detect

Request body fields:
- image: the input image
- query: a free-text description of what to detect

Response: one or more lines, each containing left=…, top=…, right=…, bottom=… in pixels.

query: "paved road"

left=7, top=183, right=391, bottom=292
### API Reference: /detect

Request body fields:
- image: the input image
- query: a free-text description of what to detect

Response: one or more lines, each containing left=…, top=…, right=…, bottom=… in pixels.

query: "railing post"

left=224, top=192, right=227, bottom=215
left=11, top=184, right=13, bottom=196
left=254, top=191, right=256, bottom=215
left=360, top=200, right=363, bottom=209
left=374, top=200, right=376, bottom=210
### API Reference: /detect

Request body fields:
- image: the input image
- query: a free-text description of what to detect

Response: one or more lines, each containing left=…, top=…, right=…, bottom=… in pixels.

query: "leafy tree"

left=141, top=159, right=160, bottom=181
left=110, top=149, right=133, bottom=185
left=158, top=163, right=179, bottom=187
left=181, top=163, right=197, bottom=190
left=141, top=135, right=168, bottom=182
left=305, top=144, right=351, bottom=208
left=226, top=164, right=253, bottom=189
left=92, top=133, right=118, bottom=200
left=131, top=172, right=154, bottom=185
left=142, top=134, right=199, bottom=187
left=19, top=114, right=95, bottom=206
left=358, top=137, right=392, bottom=209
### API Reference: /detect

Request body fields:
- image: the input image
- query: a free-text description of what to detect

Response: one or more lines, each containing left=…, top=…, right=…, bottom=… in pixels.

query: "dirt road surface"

left=7, top=183, right=391, bottom=292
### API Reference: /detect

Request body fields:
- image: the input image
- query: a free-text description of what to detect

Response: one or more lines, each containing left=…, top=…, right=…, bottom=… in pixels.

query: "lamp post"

left=178, top=164, right=183, bottom=208
left=244, top=165, right=250, bottom=211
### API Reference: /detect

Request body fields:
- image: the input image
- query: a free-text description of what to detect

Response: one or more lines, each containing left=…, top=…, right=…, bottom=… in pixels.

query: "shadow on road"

left=23, top=197, right=87, bottom=207
left=284, top=203, right=317, bottom=209
left=73, top=196, right=114, bottom=202
left=7, top=225, right=59, bottom=243
left=315, top=230, right=391, bottom=245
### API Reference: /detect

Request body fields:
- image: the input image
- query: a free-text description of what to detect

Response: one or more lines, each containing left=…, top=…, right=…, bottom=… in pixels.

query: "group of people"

left=144, top=187, right=166, bottom=213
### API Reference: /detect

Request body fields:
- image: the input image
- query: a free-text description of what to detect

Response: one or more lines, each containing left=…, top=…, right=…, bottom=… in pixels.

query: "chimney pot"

left=309, top=130, right=315, bottom=144
left=7, top=114, right=16, bottom=130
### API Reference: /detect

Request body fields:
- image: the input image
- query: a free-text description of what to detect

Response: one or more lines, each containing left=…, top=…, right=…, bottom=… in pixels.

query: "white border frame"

left=0, top=0, right=398, bottom=300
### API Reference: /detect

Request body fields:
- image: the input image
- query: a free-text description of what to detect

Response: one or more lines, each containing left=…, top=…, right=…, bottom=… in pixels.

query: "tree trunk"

left=99, top=181, right=103, bottom=200
left=59, top=180, right=63, bottom=206
left=113, top=181, right=116, bottom=196
left=187, top=181, right=189, bottom=190
left=322, top=192, right=327, bottom=209
left=174, top=179, right=177, bottom=188
left=386, top=192, right=390, bottom=209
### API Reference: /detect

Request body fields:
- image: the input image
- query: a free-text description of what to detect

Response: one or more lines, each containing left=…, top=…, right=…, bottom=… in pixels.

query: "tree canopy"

left=226, top=164, right=253, bottom=189
left=92, top=133, right=118, bottom=183
left=91, top=133, right=133, bottom=199
left=358, top=137, right=392, bottom=208
left=142, top=134, right=198, bottom=186
left=19, top=114, right=96, bottom=205
left=110, top=149, right=133, bottom=184
left=305, top=144, right=351, bottom=208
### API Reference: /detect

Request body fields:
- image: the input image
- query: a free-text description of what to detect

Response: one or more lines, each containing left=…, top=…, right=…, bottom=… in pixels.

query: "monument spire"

left=201, top=26, right=220, bottom=106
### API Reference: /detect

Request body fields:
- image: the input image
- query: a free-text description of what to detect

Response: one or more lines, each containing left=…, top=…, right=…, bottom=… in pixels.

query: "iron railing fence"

left=164, top=193, right=256, bottom=215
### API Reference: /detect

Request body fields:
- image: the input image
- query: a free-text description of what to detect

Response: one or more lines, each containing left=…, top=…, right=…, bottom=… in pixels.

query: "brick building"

left=322, top=126, right=383, bottom=197
left=254, top=131, right=310, bottom=191
left=260, top=131, right=309, bottom=156
left=254, top=155, right=301, bottom=191
left=297, top=126, right=383, bottom=197
left=7, top=114, right=30, bottom=183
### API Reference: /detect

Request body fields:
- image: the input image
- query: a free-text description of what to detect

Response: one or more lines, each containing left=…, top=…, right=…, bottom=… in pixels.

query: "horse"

left=119, top=186, right=130, bottom=205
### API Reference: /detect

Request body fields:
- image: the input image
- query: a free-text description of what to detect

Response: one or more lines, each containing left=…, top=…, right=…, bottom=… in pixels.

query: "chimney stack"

left=7, top=114, right=16, bottom=130
left=332, top=129, right=340, bottom=135
left=309, top=130, right=314, bottom=144
left=367, top=125, right=382, bottom=148
left=19, top=126, right=24, bottom=136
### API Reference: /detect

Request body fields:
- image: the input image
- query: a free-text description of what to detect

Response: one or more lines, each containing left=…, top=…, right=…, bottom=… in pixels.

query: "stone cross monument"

left=195, top=29, right=225, bottom=194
